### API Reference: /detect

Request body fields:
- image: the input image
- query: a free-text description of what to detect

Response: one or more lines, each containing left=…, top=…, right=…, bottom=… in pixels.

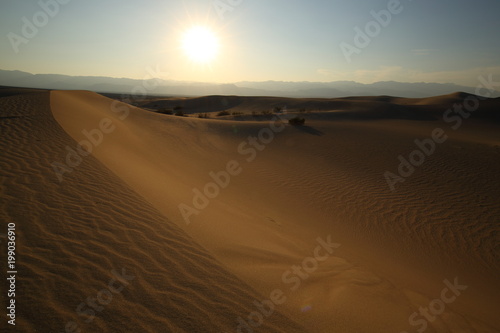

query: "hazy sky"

left=1, top=0, right=499, bottom=86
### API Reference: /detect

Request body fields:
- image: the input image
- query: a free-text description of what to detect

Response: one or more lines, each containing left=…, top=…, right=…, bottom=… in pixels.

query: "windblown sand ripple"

left=1, top=88, right=498, bottom=332
left=47, top=91, right=499, bottom=332
left=0, top=91, right=304, bottom=332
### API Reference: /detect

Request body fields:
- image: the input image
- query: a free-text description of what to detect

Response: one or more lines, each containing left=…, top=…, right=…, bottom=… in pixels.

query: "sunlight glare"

left=182, top=26, right=219, bottom=64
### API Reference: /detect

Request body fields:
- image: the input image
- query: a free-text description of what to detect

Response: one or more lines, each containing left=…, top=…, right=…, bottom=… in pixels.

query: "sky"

left=1, top=0, right=499, bottom=87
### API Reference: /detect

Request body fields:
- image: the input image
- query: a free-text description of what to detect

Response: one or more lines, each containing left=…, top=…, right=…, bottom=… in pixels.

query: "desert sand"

left=1, top=87, right=499, bottom=332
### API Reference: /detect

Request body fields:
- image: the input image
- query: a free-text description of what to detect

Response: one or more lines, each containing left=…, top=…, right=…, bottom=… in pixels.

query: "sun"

left=182, top=26, right=219, bottom=64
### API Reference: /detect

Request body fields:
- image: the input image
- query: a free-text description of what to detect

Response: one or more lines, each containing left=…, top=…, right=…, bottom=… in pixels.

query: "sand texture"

left=0, top=90, right=304, bottom=332
left=1, top=88, right=499, bottom=332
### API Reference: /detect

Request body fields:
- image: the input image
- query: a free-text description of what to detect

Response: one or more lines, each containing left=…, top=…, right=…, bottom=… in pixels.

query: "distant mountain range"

left=1, top=69, right=498, bottom=98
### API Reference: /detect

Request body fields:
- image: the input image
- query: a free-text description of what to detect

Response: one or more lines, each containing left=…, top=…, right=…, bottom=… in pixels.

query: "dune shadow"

left=292, top=125, right=324, bottom=136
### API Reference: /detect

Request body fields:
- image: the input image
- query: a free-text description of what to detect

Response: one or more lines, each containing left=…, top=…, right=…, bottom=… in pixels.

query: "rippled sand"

left=1, top=88, right=498, bottom=332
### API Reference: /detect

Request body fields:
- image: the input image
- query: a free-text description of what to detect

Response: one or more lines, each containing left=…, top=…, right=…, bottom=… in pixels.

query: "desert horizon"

left=3, top=69, right=500, bottom=99
left=1, top=0, right=500, bottom=332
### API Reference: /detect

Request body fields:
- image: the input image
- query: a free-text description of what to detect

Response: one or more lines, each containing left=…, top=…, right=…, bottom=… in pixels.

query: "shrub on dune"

left=289, top=116, right=306, bottom=126
left=217, top=110, right=230, bottom=116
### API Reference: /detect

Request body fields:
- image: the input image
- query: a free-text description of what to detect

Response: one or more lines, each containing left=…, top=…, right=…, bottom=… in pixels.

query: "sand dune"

left=136, top=92, right=499, bottom=122
left=1, top=88, right=499, bottom=332
left=0, top=90, right=304, bottom=332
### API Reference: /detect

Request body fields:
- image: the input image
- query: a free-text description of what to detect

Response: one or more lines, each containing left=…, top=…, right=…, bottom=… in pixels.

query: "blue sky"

left=1, top=0, right=499, bottom=86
